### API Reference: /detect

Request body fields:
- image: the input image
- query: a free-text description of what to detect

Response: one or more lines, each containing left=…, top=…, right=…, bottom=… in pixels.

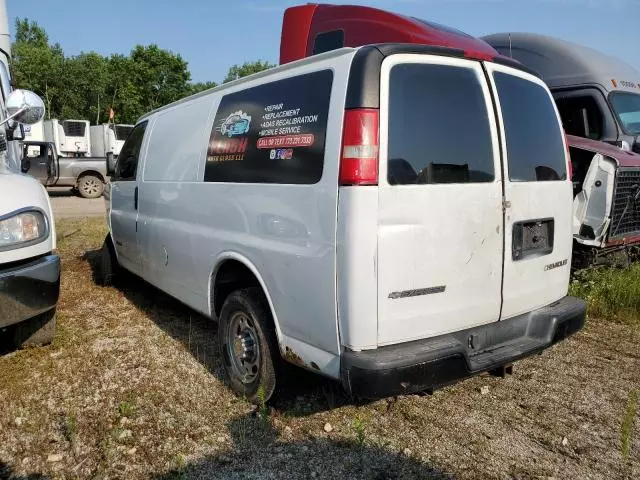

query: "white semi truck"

left=0, top=0, right=59, bottom=349
left=43, top=118, right=90, bottom=157
left=90, top=123, right=133, bottom=171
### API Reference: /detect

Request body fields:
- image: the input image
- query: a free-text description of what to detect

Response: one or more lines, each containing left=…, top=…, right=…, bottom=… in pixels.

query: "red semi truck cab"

left=280, top=3, right=501, bottom=65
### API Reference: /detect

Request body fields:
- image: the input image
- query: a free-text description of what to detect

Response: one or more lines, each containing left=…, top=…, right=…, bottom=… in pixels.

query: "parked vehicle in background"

left=482, top=33, right=640, bottom=265
left=21, top=140, right=108, bottom=198
left=23, top=118, right=43, bottom=156
left=481, top=34, right=640, bottom=153
left=43, top=118, right=91, bottom=157
left=90, top=123, right=134, bottom=172
left=99, top=3, right=586, bottom=403
left=0, top=0, right=59, bottom=350
left=567, top=135, right=640, bottom=266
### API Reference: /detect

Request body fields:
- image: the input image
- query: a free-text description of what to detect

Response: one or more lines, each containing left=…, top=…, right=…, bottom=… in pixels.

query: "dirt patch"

left=0, top=217, right=638, bottom=479
left=49, top=189, right=106, bottom=219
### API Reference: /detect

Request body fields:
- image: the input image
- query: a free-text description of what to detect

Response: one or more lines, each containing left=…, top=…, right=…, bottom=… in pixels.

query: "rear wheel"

left=78, top=174, right=104, bottom=199
left=218, top=288, right=278, bottom=403
left=97, top=234, right=119, bottom=286
left=12, top=309, right=56, bottom=348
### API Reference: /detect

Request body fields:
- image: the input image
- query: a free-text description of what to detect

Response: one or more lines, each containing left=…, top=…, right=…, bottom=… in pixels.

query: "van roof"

left=139, top=47, right=358, bottom=121
left=482, top=33, right=640, bottom=94
left=139, top=41, right=533, bottom=124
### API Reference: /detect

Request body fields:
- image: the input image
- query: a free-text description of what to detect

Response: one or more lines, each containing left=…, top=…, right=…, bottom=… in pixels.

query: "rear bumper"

left=340, top=296, right=586, bottom=399
left=0, top=254, right=60, bottom=329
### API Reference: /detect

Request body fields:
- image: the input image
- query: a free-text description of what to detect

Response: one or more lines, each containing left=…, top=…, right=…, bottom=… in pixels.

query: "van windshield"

left=610, top=92, right=640, bottom=135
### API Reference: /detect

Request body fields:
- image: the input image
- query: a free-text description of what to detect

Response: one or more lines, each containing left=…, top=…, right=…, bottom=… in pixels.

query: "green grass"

left=118, top=401, right=135, bottom=418
left=621, top=389, right=638, bottom=462
left=570, top=264, right=640, bottom=326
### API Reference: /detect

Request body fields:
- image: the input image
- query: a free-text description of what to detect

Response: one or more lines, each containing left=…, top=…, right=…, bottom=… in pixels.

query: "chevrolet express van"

left=482, top=33, right=640, bottom=261
left=100, top=37, right=586, bottom=401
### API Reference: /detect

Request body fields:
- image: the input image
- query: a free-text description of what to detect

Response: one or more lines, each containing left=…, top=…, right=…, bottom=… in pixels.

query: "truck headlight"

left=0, top=210, right=48, bottom=249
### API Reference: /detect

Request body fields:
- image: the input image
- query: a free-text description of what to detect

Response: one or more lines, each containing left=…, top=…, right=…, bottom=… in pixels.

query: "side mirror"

left=3, top=89, right=45, bottom=126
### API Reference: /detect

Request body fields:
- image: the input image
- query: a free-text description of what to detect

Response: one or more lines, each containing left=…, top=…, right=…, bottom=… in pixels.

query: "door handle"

left=134, top=186, right=138, bottom=210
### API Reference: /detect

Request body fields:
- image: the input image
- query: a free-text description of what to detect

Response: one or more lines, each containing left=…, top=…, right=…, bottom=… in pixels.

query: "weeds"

left=62, top=411, right=77, bottom=446
left=257, top=385, right=269, bottom=422
left=352, top=418, right=366, bottom=446
left=570, top=265, right=640, bottom=326
left=621, top=389, right=638, bottom=462
left=118, top=401, right=135, bottom=418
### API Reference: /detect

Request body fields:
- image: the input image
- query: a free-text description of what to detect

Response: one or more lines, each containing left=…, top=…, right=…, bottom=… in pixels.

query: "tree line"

left=10, top=19, right=275, bottom=125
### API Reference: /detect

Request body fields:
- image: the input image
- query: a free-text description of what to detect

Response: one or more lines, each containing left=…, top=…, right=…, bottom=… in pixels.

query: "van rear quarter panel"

left=137, top=52, right=355, bottom=378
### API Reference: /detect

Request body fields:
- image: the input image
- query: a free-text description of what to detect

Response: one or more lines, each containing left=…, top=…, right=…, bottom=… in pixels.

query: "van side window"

left=555, top=93, right=603, bottom=140
left=494, top=72, right=567, bottom=182
left=204, top=70, right=333, bottom=184
left=313, top=30, right=345, bottom=55
left=114, top=122, right=147, bottom=181
left=387, top=63, right=495, bottom=185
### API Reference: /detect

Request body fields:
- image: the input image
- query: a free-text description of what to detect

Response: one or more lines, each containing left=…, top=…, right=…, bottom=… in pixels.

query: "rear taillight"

left=563, top=132, right=573, bottom=181
left=339, top=109, right=379, bottom=185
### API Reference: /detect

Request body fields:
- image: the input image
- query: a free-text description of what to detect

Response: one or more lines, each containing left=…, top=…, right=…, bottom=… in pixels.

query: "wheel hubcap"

left=82, top=179, right=100, bottom=195
left=227, top=312, right=260, bottom=383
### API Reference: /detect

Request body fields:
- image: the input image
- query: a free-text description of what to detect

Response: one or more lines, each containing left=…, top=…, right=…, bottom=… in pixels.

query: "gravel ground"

left=0, top=217, right=638, bottom=480
left=49, top=188, right=106, bottom=219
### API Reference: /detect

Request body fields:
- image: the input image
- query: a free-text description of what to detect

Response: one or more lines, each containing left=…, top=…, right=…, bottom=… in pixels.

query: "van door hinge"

left=502, top=200, right=511, bottom=211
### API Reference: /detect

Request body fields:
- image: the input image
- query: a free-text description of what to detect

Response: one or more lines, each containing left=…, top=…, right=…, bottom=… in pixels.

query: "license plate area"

left=512, top=218, right=554, bottom=261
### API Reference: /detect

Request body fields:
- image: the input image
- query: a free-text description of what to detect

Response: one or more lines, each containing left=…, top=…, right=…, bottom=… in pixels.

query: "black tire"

left=77, top=174, right=104, bottom=199
left=97, top=234, right=119, bottom=286
left=218, top=287, right=278, bottom=403
left=12, top=309, right=56, bottom=348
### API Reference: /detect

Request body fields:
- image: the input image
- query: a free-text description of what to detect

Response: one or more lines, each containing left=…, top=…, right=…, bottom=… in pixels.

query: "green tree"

left=130, top=44, right=191, bottom=114
left=188, top=81, right=217, bottom=95
left=60, top=52, right=109, bottom=122
left=11, top=18, right=65, bottom=118
left=223, top=60, right=275, bottom=83
left=10, top=19, right=272, bottom=125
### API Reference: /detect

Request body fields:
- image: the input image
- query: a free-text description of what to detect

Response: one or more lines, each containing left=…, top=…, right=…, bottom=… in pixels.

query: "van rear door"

left=377, top=55, right=504, bottom=346
left=485, top=64, right=572, bottom=319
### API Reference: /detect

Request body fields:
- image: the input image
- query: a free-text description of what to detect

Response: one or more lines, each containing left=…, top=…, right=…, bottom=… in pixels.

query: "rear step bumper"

left=340, top=296, right=586, bottom=399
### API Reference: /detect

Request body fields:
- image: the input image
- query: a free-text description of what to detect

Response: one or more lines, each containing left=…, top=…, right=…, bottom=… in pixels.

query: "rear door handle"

left=134, top=186, right=138, bottom=210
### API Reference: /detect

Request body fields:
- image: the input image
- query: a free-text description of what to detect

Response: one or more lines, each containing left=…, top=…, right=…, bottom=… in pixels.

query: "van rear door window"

left=494, top=72, right=567, bottom=182
left=387, top=63, right=495, bottom=185
left=205, top=70, right=333, bottom=184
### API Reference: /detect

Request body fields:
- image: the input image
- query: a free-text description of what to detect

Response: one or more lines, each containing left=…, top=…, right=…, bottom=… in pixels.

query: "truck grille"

left=609, top=168, right=640, bottom=240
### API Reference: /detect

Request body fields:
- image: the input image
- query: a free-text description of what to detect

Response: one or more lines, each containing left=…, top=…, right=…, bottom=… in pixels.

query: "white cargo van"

left=101, top=43, right=586, bottom=401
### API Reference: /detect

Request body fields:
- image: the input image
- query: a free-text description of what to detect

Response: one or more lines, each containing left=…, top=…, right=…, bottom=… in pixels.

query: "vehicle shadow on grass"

left=83, top=248, right=367, bottom=416
left=151, top=412, right=454, bottom=480
left=0, top=461, right=48, bottom=480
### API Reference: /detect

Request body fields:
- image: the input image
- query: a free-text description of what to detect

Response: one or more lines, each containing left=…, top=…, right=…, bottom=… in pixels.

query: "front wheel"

left=78, top=174, right=105, bottom=199
left=218, top=288, right=278, bottom=403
